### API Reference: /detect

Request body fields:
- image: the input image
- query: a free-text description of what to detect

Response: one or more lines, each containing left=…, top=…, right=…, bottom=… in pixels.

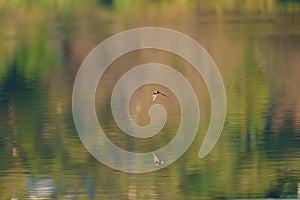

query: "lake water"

left=0, top=0, right=300, bottom=199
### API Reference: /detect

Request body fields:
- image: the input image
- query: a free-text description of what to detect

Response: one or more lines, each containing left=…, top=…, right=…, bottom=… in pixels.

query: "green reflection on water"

left=0, top=0, right=300, bottom=199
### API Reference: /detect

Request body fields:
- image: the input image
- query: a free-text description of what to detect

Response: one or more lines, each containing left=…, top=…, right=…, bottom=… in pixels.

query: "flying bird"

left=152, top=90, right=168, bottom=102
left=153, top=153, right=164, bottom=166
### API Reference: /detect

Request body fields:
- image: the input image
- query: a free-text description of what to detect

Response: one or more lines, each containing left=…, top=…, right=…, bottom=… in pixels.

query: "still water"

left=1, top=0, right=300, bottom=199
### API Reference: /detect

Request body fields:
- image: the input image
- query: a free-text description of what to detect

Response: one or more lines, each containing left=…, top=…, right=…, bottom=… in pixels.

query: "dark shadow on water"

left=96, top=0, right=114, bottom=7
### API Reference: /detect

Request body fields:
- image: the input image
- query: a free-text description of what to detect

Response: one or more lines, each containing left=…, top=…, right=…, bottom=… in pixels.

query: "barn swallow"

left=153, top=153, right=164, bottom=166
left=152, top=90, right=168, bottom=102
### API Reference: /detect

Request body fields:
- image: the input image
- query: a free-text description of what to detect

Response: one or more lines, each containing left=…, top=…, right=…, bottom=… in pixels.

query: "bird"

left=153, top=153, right=164, bottom=166
left=152, top=90, right=168, bottom=102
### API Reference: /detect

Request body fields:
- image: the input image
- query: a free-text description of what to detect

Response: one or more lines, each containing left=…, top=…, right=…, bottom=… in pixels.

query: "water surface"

left=0, top=0, right=300, bottom=199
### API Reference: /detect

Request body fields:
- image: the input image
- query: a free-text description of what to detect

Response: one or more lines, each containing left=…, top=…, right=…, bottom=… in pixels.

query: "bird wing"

left=153, top=154, right=160, bottom=163
left=160, top=91, right=168, bottom=97
left=152, top=94, right=157, bottom=101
